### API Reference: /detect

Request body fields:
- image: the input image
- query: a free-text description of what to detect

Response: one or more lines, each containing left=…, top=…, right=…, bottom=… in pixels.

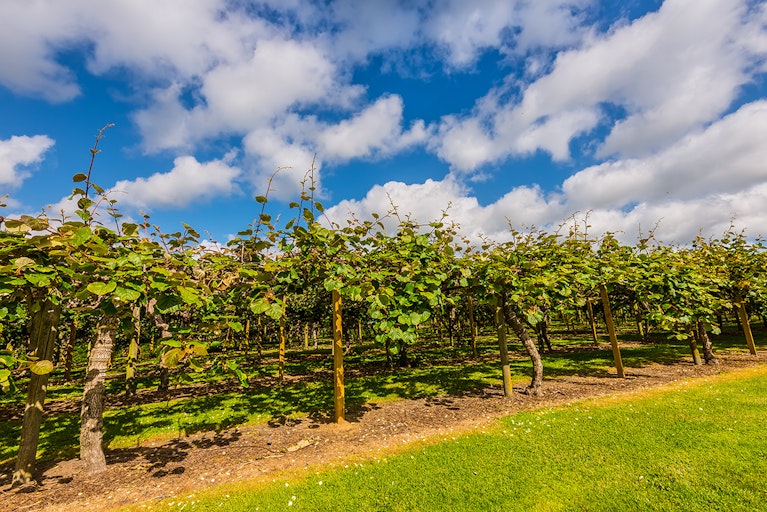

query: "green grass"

left=141, top=366, right=767, bottom=512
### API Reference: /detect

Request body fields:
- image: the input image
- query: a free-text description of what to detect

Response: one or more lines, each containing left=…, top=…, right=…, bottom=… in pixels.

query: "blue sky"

left=2, top=0, right=767, bottom=245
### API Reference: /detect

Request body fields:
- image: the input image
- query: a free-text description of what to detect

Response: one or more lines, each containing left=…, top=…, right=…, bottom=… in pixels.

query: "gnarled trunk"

left=12, top=298, right=62, bottom=487
left=80, top=316, right=118, bottom=473
left=688, top=330, right=702, bottom=365
left=535, top=312, right=553, bottom=353
left=503, top=297, right=543, bottom=396
left=697, top=320, right=717, bottom=365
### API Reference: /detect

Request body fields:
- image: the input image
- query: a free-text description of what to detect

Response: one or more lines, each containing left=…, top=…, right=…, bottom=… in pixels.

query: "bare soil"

left=1, top=349, right=765, bottom=512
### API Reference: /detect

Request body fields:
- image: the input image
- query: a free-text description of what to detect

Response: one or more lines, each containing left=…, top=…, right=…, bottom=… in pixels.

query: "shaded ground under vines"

left=1, top=348, right=765, bottom=512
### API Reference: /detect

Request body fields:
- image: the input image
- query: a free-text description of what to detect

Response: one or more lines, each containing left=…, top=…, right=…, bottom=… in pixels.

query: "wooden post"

left=125, top=306, right=141, bottom=396
left=586, top=299, right=599, bottom=345
left=468, top=296, right=478, bottom=358
left=64, top=317, right=77, bottom=382
left=332, top=290, right=345, bottom=423
left=278, top=304, right=286, bottom=382
left=495, top=299, right=513, bottom=397
left=257, top=316, right=263, bottom=359
left=735, top=293, right=758, bottom=355
left=599, top=284, right=625, bottom=378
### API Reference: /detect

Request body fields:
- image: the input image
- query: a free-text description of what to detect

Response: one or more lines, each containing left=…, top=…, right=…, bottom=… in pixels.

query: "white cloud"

left=563, top=100, right=767, bottom=210
left=326, top=176, right=478, bottom=230
left=436, top=0, right=767, bottom=171
left=0, top=135, right=55, bottom=187
left=330, top=0, right=422, bottom=61
left=0, top=2, right=81, bottom=102
left=242, top=127, right=320, bottom=201
left=2, top=0, right=766, bottom=247
left=318, top=95, right=428, bottom=161
left=512, top=108, right=600, bottom=161
left=330, top=99, right=767, bottom=244
left=434, top=117, right=497, bottom=172
left=135, top=37, right=353, bottom=152
left=110, top=155, right=241, bottom=209
left=199, top=38, right=339, bottom=132
left=240, top=95, right=430, bottom=200
left=424, top=0, right=591, bottom=68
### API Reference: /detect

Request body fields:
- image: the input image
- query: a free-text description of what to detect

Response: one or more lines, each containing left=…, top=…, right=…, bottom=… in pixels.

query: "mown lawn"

left=138, top=365, right=767, bottom=512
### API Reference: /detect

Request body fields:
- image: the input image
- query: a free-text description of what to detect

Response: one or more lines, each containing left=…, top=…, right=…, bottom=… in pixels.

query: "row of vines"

left=2, top=129, right=765, bottom=486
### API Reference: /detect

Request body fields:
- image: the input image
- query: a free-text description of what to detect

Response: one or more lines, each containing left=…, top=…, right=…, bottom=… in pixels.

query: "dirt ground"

left=1, top=349, right=765, bottom=512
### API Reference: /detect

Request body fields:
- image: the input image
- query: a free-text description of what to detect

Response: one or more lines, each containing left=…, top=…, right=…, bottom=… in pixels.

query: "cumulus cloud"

left=110, top=155, right=241, bottom=209
left=318, top=95, right=429, bottom=161
left=424, top=0, right=590, bottom=68
left=435, top=0, right=767, bottom=171
left=562, top=100, right=767, bottom=210
left=2, top=0, right=766, bottom=246
left=330, top=100, right=767, bottom=244
left=0, top=135, right=55, bottom=187
left=242, top=127, right=320, bottom=201
left=240, top=95, right=430, bottom=200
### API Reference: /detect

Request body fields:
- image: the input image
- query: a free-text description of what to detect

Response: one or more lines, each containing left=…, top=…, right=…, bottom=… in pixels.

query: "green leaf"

left=25, top=273, right=52, bottom=287
left=161, top=340, right=183, bottom=348
left=324, top=279, right=343, bottom=292
left=255, top=195, right=268, bottom=204
left=234, top=368, right=249, bottom=388
left=77, top=197, right=93, bottom=210
left=265, top=303, right=284, bottom=321
left=14, top=257, right=35, bottom=270
left=162, top=348, right=183, bottom=368
left=177, top=286, right=202, bottom=307
left=113, top=286, right=141, bottom=302
left=126, top=252, right=143, bottom=267
left=72, top=173, right=88, bottom=182
left=188, top=343, right=208, bottom=357
left=155, top=294, right=184, bottom=313
left=20, top=215, right=49, bottom=231
left=3, top=220, right=31, bottom=233
left=227, top=321, right=244, bottom=333
left=28, top=359, right=54, bottom=375
left=71, top=227, right=93, bottom=246
left=411, top=311, right=430, bottom=325
left=250, top=298, right=270, bottom=315
left=87, top=281, right=117, bottom=296
left=122, top=223, right=139, bottom=236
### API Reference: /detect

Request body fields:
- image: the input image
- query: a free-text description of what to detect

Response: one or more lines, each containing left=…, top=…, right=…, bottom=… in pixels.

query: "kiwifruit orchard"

left=1, top=137, right=765, bottom=510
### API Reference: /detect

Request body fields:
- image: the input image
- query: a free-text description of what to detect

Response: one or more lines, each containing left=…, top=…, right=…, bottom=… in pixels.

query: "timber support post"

left=495, top=297, right=513, bottom=397
left=735, top=294, right=758, bottom=356
left=599, top=284, right=625, bottom=378
left=332, top=290, right=345, bottom=423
